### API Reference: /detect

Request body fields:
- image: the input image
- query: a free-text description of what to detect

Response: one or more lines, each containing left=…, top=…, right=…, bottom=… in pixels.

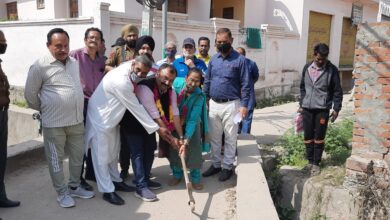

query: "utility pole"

left=141, top=5, right=154, bottom=36
left=162, top=0, right=168, bottom=58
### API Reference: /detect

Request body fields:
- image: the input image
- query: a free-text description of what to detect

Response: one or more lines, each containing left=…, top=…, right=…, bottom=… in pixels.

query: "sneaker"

left=168, top=177, right=182, bottom=186
left=57, top=193, right=75, bottom=208
left=218, top=169, right=233, bottom=182
left=202, top=165, right=221, bottom=177
left=135, top=188, right=158, bottom=202
left=69, top=186, right=95, bottom=199
left=311, top=165, right=321, bottom=176
left=148, top=180, right=162, bottom=190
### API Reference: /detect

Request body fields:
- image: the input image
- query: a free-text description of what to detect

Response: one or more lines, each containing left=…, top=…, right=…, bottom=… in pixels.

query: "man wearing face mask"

left=118, top=35, right=157, bottom=180
left=85, top=55, right=172, bottom=205
left=156, top=41, right=177, bottom=66
left=105, top=24, right=138, bottom=72
left=172, top=38, right=207, bottom=94
left=203, top=28, right=250, bottom=182
left=0, top=30, right=20, bottom=208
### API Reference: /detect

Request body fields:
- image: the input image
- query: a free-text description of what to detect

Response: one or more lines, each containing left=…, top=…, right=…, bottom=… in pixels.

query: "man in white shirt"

left=85, top=54, right=171, bottom=205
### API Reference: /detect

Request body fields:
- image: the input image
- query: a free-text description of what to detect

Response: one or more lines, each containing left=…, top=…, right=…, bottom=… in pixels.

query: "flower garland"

left=154, top=85, right=175, bottom=132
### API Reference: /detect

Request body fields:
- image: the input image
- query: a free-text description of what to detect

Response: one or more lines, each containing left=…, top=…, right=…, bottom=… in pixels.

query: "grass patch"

left=276, top=118, right=353, bottom=168
left=12, top=99, right=28, bottom=108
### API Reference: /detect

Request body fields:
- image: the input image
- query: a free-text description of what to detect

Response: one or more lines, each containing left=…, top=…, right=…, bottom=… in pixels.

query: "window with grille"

left=69, top=0, right=78, bottom=18
left=6, top=2, right=18, bottom=20
left=37, top=0, right=45, bottom=9
left=157, top=0, right=187, bottom=14
left=222, top=7, right=234, bottom=19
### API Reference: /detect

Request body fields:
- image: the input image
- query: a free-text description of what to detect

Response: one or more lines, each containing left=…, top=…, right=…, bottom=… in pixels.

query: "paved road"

left=1, top=95, right=353, bottom=220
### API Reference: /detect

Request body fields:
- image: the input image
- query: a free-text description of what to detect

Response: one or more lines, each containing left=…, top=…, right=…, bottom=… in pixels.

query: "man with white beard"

left=85, top=54, right=172, bottom=205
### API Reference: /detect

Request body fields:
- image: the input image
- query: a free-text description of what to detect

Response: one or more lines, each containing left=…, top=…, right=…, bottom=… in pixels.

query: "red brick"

left=383, top=85, right=390, bottom=93
left=346, top=157, right=369, bottom=172
left=378, top=70, right=390, bottom=78
left=385, top=101, right=390, bottom=108
left=379, top=123, right=390, bottom=130
left=355, top=80, right=364, bottom=86
left=352, top=142, right=367, bottom=149
left=354, top=93, right=373, bottom=100
left=353, top=129, right=365, bottom=136
left=355, top=54, right=365, bottom=62
left=354, top=100, right=362, bottom=107
left=368, top=42, right=381, bottom=48
left=372, top=47, right=390, bottom=56
left=384, top=154, right=390, bottom=167
left=379, top=93, right=390, bottom=100
left=378, top=78, right=390, bottom=85
left=379, top=132, right=390, bottom=139
left=353, top=108, right=372, bottom=114
left=367, top=54, right=390, bottom=62
left=355, top=48, right=370, bottom=56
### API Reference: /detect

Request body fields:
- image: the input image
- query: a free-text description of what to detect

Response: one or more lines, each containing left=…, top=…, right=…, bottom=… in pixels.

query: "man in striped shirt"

left=24, top=28, right=95, bottom=208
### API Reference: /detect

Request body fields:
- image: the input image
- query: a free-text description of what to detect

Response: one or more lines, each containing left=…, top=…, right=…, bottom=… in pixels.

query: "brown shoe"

left=192, top=183, right=203, bottom=190
left=168, top=177, right=181, bottom=186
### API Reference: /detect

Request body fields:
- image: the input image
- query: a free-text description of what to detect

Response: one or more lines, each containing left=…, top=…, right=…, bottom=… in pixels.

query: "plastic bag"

left=293, top=113, right=303, bottom=134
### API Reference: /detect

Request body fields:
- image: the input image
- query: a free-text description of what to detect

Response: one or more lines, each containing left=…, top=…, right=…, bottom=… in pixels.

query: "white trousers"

left=91, top=137, right=122, bottom=193
left=209, top=99, right=240, bottom=170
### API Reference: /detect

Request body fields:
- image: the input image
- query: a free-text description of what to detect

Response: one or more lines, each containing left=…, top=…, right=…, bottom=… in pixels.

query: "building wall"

left=345, top=21, right=390, bottom=189
left=188, top=0, right=211, bottom=22
left=212, top=0, right=245, bottom=26
left=244, top=0, right=267, bottom=29
left=54, top=0, right=68, bottom=18
left=266, top=0, right=304, bottom=33
left=17, top=0, right=55, bottom=20
left=0, top=18, right=95, bottom=86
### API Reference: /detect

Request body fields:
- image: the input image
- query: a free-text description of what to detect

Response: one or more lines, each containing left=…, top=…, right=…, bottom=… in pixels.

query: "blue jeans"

left=120, top=129, right=156, bottom=189
left=240, top=109, right=254, bottom=134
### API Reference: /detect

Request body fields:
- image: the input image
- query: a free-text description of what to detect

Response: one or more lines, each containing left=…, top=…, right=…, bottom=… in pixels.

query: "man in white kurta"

left=85, top=55, right=165, bottom=205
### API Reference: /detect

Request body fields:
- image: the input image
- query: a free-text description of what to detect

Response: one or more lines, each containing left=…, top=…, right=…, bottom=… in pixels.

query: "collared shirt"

left=156, top=57, right=176, bottom=66
left=69, top=48, right=106, bottom=99
left=24, top=53, right=84, bottom=128
left=0, top=59, right=10, bottom=107
left=172, top=56, right=207, bottom=93
left=203, top=49, right=251, bottom=107
left=196, top=54, right=211, bottom=66
left=105, top=45, right=135, bottom=68
left=173, top=56, right=207, bottom=78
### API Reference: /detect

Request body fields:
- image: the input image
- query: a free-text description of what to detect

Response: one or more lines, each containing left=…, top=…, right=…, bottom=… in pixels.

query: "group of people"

left=0, top=22, right=342, bottom=210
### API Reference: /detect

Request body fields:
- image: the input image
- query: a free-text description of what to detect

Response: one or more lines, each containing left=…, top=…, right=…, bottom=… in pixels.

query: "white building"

left=0, top=0, right=382, bottom=99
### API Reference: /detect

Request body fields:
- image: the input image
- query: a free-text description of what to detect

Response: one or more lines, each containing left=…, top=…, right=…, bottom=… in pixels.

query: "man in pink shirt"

left=69, top=27, right=106, bottom=191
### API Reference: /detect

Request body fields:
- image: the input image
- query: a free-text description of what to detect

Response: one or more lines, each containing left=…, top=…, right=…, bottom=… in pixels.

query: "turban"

left=135, top=35, right=155, bottom=53
left=121, top=24, right=139, bottom=38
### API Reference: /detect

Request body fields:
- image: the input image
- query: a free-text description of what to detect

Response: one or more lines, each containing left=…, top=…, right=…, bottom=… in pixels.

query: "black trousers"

left=302, top=108, right=330, bottom=166
left=0, top=110, right=8, bottom=199
left=119, top=133, right=131, bottom=173
left=81, top=99, right=95, bottom=181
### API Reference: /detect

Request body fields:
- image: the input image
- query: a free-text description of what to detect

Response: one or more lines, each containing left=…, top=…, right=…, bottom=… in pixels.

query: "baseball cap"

left=182, top=38, right=195, bottom=47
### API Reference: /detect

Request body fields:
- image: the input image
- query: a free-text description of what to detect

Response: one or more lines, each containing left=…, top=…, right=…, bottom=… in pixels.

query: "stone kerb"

left=346, top=22, right=390, bottom=185
left=236, top=136, right=279, bottom=219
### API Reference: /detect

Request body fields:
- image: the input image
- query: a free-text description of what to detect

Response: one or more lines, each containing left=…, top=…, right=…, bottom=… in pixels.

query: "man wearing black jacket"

left=298, top=43, right=343, bottom=176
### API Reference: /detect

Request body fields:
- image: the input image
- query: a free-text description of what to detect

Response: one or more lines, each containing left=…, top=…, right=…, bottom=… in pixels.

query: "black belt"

left=0, top=105, right=8, bottom=111
left=212, top=98, right=236, bottom=103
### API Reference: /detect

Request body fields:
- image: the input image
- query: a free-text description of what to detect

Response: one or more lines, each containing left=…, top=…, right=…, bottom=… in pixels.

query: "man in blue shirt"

left=236, top=47, right=259, bottom=134
left=172, top=38, right=207, bottom=94
left=202, top=28, right=250, bottom=181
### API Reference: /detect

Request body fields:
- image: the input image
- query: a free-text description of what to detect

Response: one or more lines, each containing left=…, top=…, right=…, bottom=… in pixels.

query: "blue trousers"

left=120, top=129, right=156, bottom=189
left=240, top=109, right=254, bottom=134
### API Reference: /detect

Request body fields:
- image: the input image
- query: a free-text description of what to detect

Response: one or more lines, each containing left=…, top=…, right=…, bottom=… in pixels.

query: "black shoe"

left=120, top=170, right=129, bottom=180
left=202, top=165, right=221, bottom=177
left=80, top=179, right=94, bottom=191
left=103, top=192, right=124, bottom=205
left=147, top=180, right=162, bottom=190
left=113, top=181, right=135, bottom=192
left=0, top=198, right=21, bottom=208
left=218, top=169, right=233, bottom=182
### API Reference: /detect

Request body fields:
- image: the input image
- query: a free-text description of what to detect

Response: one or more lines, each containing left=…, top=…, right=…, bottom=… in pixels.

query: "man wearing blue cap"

left=172, top=37, right=207, bottom=94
